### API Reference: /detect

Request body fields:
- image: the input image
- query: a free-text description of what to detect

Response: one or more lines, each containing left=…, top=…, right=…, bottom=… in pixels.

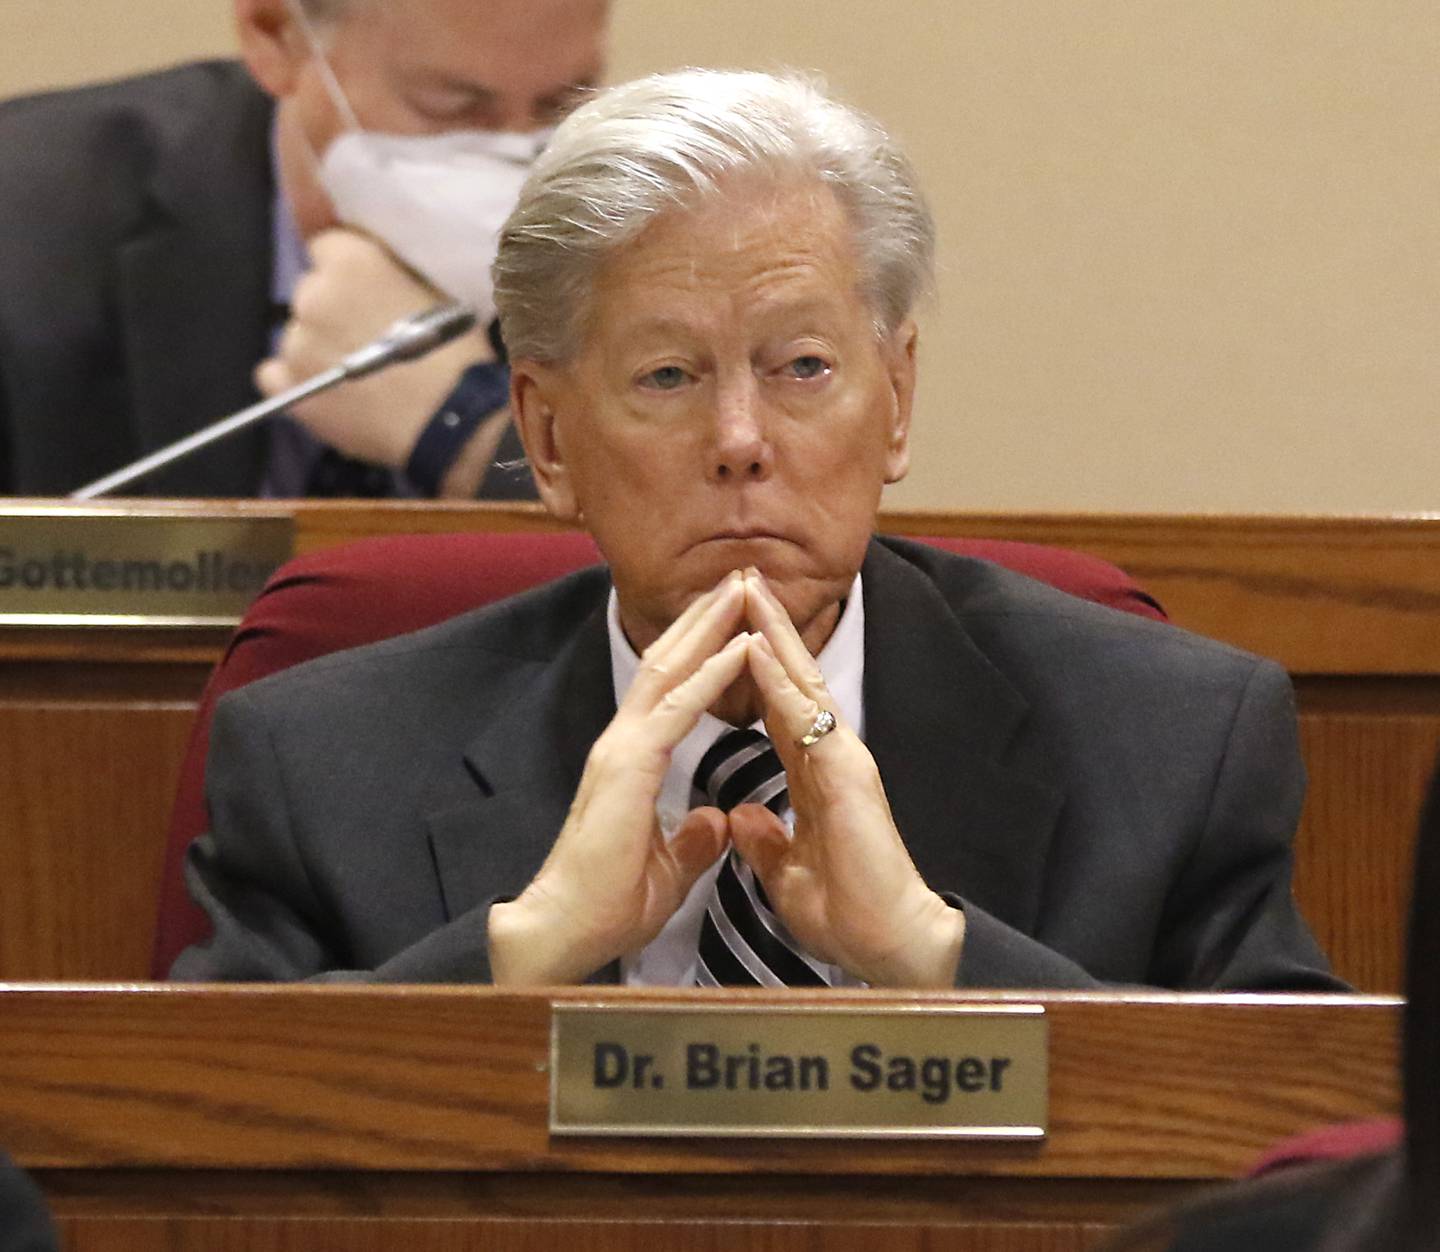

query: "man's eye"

left=405, top=93, right=487, bottom=128
left=785, top=355, right=830, bottom=380
left=641, top=366, right=689, bottom=390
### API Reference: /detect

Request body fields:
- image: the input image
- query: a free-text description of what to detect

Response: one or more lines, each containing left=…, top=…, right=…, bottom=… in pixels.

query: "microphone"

left=332, top=302, right=479, bottom=380
left=70, top=302, right=479, bottom=500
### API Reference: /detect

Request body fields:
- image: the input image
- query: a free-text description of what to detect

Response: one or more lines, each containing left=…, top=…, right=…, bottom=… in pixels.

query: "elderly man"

left=173, top=70, right=1339, bottom=991
left=0, top=0, right=606, bottom=498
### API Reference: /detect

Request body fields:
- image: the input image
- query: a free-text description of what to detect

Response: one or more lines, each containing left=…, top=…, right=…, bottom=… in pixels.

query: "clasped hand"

left=488, top=569, right=965, bottom=987
left=256, top=229, right=508, bottom=496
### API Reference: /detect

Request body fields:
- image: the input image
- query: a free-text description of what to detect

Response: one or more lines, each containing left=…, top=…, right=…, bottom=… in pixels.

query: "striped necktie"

left=692, top=728, right=831, bottom=987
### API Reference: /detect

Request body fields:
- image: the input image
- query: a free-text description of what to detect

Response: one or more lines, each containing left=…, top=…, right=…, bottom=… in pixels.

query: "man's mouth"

left=703, top=530, right=787, bottom=543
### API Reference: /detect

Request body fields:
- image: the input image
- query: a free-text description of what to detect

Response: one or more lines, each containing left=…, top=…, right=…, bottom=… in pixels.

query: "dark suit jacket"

left=0, top=61, right=274, bottom=496
left=173, top=538, right=1341, bottom=989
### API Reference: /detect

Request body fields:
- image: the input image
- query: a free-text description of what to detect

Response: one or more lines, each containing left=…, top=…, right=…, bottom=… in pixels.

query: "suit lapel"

left=425, top=596, right=622, bottom=982
left=862, top=541, right=1065, bottom=936
left=116, top=74, right=273, bottom=495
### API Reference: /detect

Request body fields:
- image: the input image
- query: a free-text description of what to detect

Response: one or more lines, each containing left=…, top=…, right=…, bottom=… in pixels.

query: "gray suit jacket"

left=173, top=537, right=1340, bottom=989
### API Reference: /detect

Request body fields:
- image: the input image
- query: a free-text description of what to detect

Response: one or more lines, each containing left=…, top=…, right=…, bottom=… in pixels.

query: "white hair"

left=493, top=68, right=936, bottom=363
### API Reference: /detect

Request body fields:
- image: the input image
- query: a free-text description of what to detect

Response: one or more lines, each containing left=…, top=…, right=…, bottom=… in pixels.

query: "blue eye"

left=786, top=355, right=829, bottom=380
left=642, top=365, right=689, bottom=390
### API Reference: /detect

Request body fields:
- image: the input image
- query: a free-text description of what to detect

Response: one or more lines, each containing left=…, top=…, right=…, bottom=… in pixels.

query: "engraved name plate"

left=551, top=1003, right=1047, bottom=1139
left=0, top=511, right=294, bottom=627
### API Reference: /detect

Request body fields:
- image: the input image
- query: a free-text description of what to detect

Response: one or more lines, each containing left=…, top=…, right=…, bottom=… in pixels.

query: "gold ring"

left=798, top=709, right=837, bottom=748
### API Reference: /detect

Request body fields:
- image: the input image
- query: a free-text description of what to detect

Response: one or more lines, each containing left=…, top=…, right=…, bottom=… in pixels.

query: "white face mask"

left=291, top=0, right=549, bottom=325
left=317, top=128, right=546, bottom=325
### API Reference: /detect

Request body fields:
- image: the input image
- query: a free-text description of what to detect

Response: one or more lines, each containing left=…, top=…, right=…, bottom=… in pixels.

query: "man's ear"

left=510, top=362, right=581, bottom=523
left=234, top=0, right=311, bottom=98
left=882, top=319, right=918, bottom=484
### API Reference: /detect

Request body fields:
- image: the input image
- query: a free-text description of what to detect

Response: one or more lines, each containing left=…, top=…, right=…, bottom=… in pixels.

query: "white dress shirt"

left=606, top=576, right=867, bottom=986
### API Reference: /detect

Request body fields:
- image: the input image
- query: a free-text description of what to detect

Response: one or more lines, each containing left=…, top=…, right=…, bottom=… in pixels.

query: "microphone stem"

left=70, top=365, right=348, bottom=500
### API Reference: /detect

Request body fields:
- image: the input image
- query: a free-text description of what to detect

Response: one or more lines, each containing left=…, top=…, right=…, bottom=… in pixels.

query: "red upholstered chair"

left=151, top=531, right=1166, bottom=977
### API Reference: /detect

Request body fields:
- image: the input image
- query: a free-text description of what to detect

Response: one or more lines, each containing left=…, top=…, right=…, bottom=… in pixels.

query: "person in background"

left=174, top=69, right=1340, bottom=994
left=1102, top=759, right=1440, bottom=1251
left=0, top=0, right=608, bottom=498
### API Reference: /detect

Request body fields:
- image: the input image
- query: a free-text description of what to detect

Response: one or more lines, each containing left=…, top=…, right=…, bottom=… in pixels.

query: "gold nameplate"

left=551, top=1003, right=1047, bottom=1139
left=0, top=511, right=294, bottom=627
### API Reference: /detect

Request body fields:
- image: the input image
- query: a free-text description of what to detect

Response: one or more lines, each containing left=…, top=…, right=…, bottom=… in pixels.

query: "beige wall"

left=0, top=4, right=237, bottom=94
left=5, top=2, right=1436, bottom=514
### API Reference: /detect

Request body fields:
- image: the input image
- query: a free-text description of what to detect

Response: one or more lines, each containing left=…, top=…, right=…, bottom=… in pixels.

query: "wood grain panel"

left=0, top=988, right=1398, bottom=1178
left=0, top=630, right=222, bottom=666
left=1293, top=709, right=1440, bottom=992
left=37, top=1169, right=1186, bottom=1223
left=1, top=990, right=1392, bottom=1251
left=55, top=1216, right=1115, bottom=1252
left=876, top=511, right=1440, bottom=677
left=0, top=662, right=210, bottom=701
left=0, top=704, right=193, bottom=977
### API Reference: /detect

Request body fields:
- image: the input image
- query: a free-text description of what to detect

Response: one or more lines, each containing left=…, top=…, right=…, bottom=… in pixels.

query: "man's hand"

left=490, top=567, right=964, bottom=988
left=256, top=229, right=504, bottom=489
left=488, top=574, right=752, bottom=985
left=731, top=571, right=966, bottom=989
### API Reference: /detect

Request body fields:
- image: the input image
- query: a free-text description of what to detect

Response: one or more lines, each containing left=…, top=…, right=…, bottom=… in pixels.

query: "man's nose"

left=709, top=376, right=773, bottom=483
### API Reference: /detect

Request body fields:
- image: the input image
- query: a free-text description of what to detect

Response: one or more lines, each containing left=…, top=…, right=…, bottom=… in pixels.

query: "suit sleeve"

left=951, top=904, right=1104, bottom=989
left=169, top=686, right=502, bottom=984
left=952, top=659, right=1345, bottom=991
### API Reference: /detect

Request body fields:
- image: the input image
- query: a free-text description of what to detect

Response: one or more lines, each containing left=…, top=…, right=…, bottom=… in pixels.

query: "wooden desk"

left=0, top=986, right=1401, bottom=1251
left=2, top=503, right=1438, bottom=988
